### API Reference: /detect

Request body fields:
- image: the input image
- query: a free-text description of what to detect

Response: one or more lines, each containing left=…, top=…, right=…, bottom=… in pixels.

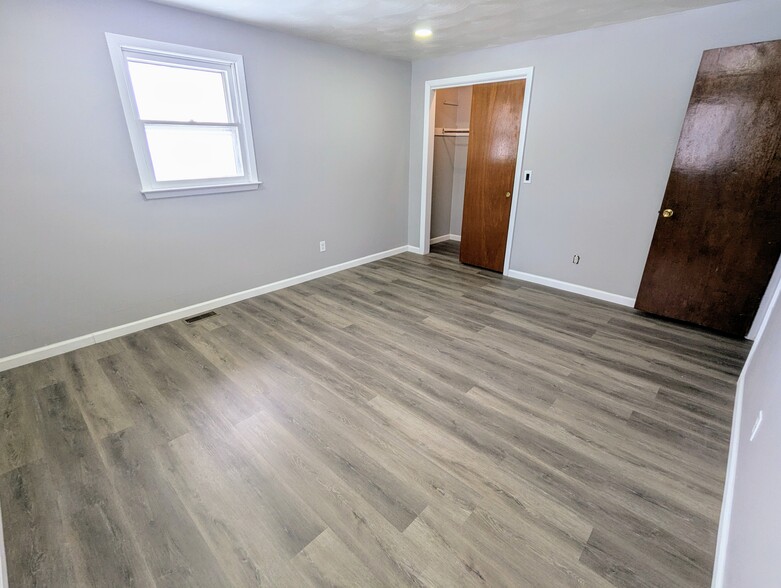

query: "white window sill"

left=142, top=181, right=261, bottom=199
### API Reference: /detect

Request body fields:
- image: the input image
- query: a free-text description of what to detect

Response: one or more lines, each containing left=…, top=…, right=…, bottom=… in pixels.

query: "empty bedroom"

left=1, top=0, right=780, bottom=586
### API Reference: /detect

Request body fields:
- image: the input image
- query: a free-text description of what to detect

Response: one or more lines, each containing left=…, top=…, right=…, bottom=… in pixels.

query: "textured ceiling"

left=149, top=0, right=735, bottom=60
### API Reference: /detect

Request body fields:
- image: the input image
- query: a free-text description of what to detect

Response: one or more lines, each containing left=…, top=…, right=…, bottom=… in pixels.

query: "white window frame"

left=106, top=33, right=260, bottom=199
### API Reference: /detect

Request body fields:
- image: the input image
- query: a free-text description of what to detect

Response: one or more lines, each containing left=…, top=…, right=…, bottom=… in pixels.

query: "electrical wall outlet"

left=319, top=241, right=326, bottom=253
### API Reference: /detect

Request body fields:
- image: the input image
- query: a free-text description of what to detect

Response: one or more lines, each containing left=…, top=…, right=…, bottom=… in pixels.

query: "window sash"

left=124, top=53, right=236, bottom=125
left=143, top=123, right=244, bottom=183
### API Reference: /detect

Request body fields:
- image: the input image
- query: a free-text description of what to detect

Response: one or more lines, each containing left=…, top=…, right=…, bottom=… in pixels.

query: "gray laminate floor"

left=0, top=241, right=750, bottom=587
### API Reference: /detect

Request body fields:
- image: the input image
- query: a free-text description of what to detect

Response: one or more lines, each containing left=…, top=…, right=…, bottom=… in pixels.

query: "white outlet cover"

left=523, top=170, right=532, bottom=183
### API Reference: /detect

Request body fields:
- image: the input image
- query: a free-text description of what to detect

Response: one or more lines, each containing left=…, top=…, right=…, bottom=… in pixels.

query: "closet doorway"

left=419, top=68, right=533, bottom=274
left=429, top=86, right=471, bottom=250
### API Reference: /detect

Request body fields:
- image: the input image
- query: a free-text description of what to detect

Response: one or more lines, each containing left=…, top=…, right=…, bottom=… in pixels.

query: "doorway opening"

left=429, top=86, right=472, bottom=251
left=419, top=68, right=534, bottom=275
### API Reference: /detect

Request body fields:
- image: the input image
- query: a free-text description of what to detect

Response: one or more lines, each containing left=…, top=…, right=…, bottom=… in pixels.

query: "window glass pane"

left=145, top=125, right=242, bottom=182
left=128, top=61, right=230, bottom=123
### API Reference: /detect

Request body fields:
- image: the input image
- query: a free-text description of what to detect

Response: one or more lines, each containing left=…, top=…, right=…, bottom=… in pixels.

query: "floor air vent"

left=183, top=311, right=217, bottom=324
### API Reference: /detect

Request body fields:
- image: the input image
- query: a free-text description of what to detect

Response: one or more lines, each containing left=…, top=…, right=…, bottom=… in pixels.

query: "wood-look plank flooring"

left=0, top=241, right=750, bottom=587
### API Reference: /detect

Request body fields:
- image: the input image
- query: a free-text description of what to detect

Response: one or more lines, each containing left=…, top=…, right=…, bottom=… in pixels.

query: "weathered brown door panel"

left=460, top=80, right=525, bottom=272
left=635, top=40, right=781, bottom=336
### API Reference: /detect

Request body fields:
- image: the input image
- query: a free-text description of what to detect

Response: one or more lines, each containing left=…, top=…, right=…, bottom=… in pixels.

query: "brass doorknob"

left=505, top=192, right=511, bottom=198
left=662, top=208, right=674, bottom=218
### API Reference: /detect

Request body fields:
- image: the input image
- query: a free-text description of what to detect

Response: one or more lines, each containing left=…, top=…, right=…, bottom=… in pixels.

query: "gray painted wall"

left=408, top=0, right=781, bottom=298
left=722, top=278, right=781, bottom=585
left=0, top=0, right=411, bottom=358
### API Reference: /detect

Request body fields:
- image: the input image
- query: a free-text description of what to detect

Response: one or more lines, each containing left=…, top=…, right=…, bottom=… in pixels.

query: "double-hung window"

left=106, top=34, right=260, bottom=198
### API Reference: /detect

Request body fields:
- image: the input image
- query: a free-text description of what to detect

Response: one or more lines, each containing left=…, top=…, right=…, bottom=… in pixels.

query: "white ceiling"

left=149, top=0, right=735, bottom=60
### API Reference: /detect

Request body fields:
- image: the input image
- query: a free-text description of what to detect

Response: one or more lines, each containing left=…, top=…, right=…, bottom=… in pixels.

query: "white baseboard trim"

left=506, top=270, right=636, bottom=307
left=407, top=245, right=424, bottom=255
left=429, top=234, right=461, bottom=244
left=711, top=374, right=744, bottom=587
left=0, top=245, right=410, bottom=373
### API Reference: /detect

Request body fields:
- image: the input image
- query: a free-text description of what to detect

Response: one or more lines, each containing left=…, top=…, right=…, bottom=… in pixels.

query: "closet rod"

left=434, top=127, right=470, bottom=137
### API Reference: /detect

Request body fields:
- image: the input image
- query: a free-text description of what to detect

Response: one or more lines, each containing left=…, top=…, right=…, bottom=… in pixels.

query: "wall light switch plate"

left=523, top=170, right=532, bottom=183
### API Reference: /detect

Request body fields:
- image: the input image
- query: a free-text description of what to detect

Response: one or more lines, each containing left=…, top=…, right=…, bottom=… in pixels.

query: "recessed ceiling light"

left=414, top=28, right=433, bottom=39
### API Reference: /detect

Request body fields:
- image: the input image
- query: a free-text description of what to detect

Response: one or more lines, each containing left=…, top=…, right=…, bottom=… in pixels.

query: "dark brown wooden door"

left=635, top=40, right=781, bottom=336
left=460, top=80, right=525, bottom=272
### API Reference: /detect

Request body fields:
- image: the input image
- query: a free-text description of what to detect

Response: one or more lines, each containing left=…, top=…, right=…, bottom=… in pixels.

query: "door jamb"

left=418, top=67, right=534, bottom=275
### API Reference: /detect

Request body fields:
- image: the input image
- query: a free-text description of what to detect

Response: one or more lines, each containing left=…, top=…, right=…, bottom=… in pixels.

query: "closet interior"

left=430, top=86, right=473, bottom=244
